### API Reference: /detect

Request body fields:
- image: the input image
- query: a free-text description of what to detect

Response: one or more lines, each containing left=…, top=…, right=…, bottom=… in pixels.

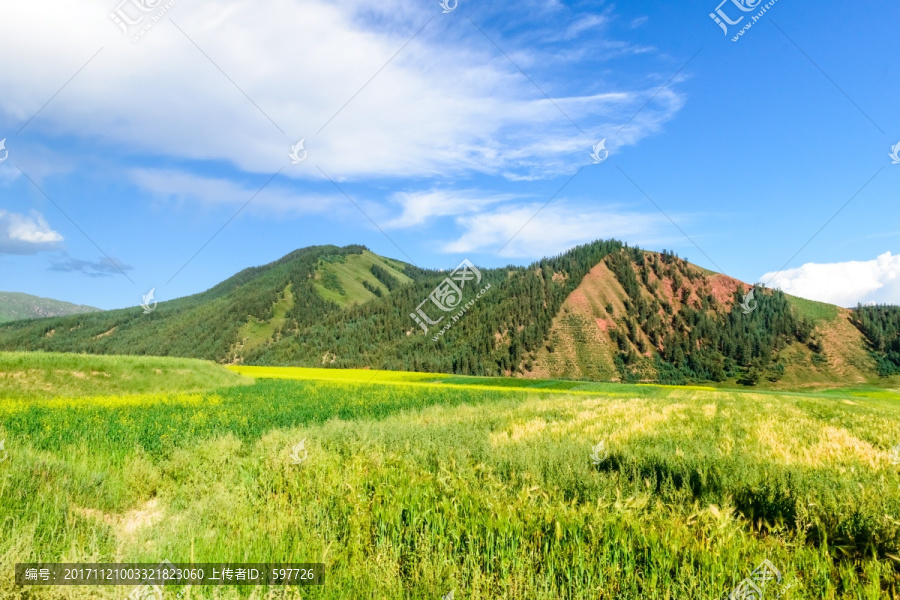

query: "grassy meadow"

left=1, top=353, right=899, bottom=598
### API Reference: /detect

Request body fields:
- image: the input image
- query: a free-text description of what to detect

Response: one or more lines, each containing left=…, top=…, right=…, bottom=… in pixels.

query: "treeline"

left=370, top=264, right=399, bottom=291
left=605, top=247, right=816, bottom=385
left=851, top=304, right=900, bottom=375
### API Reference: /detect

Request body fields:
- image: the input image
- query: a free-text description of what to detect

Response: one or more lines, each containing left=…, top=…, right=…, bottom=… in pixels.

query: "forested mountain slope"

left=1, top=240, right=898, bottom=388
left=0, top=245, right=418, bottom=361
left=526, top=247, right=883, bottom=388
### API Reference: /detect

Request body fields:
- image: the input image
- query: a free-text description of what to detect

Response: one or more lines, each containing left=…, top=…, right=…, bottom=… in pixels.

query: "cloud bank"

left=0, top=0, right=686, bottom=181
left=762, top=252, right=900, bottom=307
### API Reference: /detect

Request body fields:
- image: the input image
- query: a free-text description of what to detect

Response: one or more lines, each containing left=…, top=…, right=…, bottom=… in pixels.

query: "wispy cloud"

left=130, top=169, right=344, bottom=216
left=0, top=210, right=63, bottom=254
left=762, top=252, right=900, bottom=307
left=49, top=255, right=133, bottom=278
left=0, top=0, right=687, bottom=182
left=0, top=164, right=22, bottom=186
left=563, top=14, right=609, bottom=40
left=443, top=201, right=678, bottom=258
left=382, top=189, right=519, bottom=229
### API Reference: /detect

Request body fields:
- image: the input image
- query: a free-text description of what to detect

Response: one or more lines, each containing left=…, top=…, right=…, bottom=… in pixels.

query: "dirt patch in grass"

left=73, top=498, right=163, bottom=539
left=94, top=327, right=117, bottom=339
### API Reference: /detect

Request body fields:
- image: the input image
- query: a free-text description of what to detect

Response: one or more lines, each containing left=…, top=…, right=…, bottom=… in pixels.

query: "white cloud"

left=130, top=168, right=349, bottom=217
left=0, top=161, right=23, bottom=185
left=761, top=252, right=900, bottom=307
left=382, top=189, right=518, bottom=229
left=563, top=14, right=609, bottom=40
left=0, top=210, right=64, bottom=254
left=443, top=202, right=676, bottom=258
left=0, top=0, right=686, bottom=182
left=630, top=16, right=649, bottom=28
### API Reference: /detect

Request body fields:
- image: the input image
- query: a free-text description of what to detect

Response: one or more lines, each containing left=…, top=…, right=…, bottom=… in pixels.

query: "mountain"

left=1, top=241, right=898, bottom=389
left=0, top=291, right=100, bottom=324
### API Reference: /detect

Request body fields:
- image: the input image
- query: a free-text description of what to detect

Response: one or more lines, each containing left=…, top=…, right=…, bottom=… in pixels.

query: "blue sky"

left=0, top=0, right=898, bottom=310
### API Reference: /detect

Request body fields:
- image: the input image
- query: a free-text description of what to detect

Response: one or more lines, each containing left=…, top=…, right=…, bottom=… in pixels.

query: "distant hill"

left=1, top=241, right=898, bottom=389
left=0, top=291, right=100, bottom=323
left=0, top=244, right=426, bottom=364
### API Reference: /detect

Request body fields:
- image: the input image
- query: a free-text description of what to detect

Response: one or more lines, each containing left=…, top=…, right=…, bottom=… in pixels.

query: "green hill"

left=0, top=244, right=427, bottom=364
left=1, top=241, right=898, bottom=389
left=0, top=291, right=99, bottom=323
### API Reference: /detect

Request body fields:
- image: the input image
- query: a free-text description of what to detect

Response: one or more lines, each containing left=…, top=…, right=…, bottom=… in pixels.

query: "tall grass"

left=1, top=361, right=899, bottom=598
left=0, top=352, right=248, bottom=400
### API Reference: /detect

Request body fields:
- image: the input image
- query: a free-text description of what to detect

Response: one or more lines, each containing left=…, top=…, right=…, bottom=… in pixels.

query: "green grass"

left=233, top=284, right=295, bottom=358
left=229, top=366, right=718, bottom=398
left=229, top=365, right=450, bottom=384
left=0, top=351, right=249, bottom=400
left=2, top=357, right=900, bottom=599
left=312, top=250, right=412, bottom=307
left=788, top=294, right=841, bottom=323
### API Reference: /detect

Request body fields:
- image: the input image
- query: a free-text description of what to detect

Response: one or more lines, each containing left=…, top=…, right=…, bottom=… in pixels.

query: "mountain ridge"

left=0, top=291, right=100, bottom=324
left=1, top=241, right=898, bottom=390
